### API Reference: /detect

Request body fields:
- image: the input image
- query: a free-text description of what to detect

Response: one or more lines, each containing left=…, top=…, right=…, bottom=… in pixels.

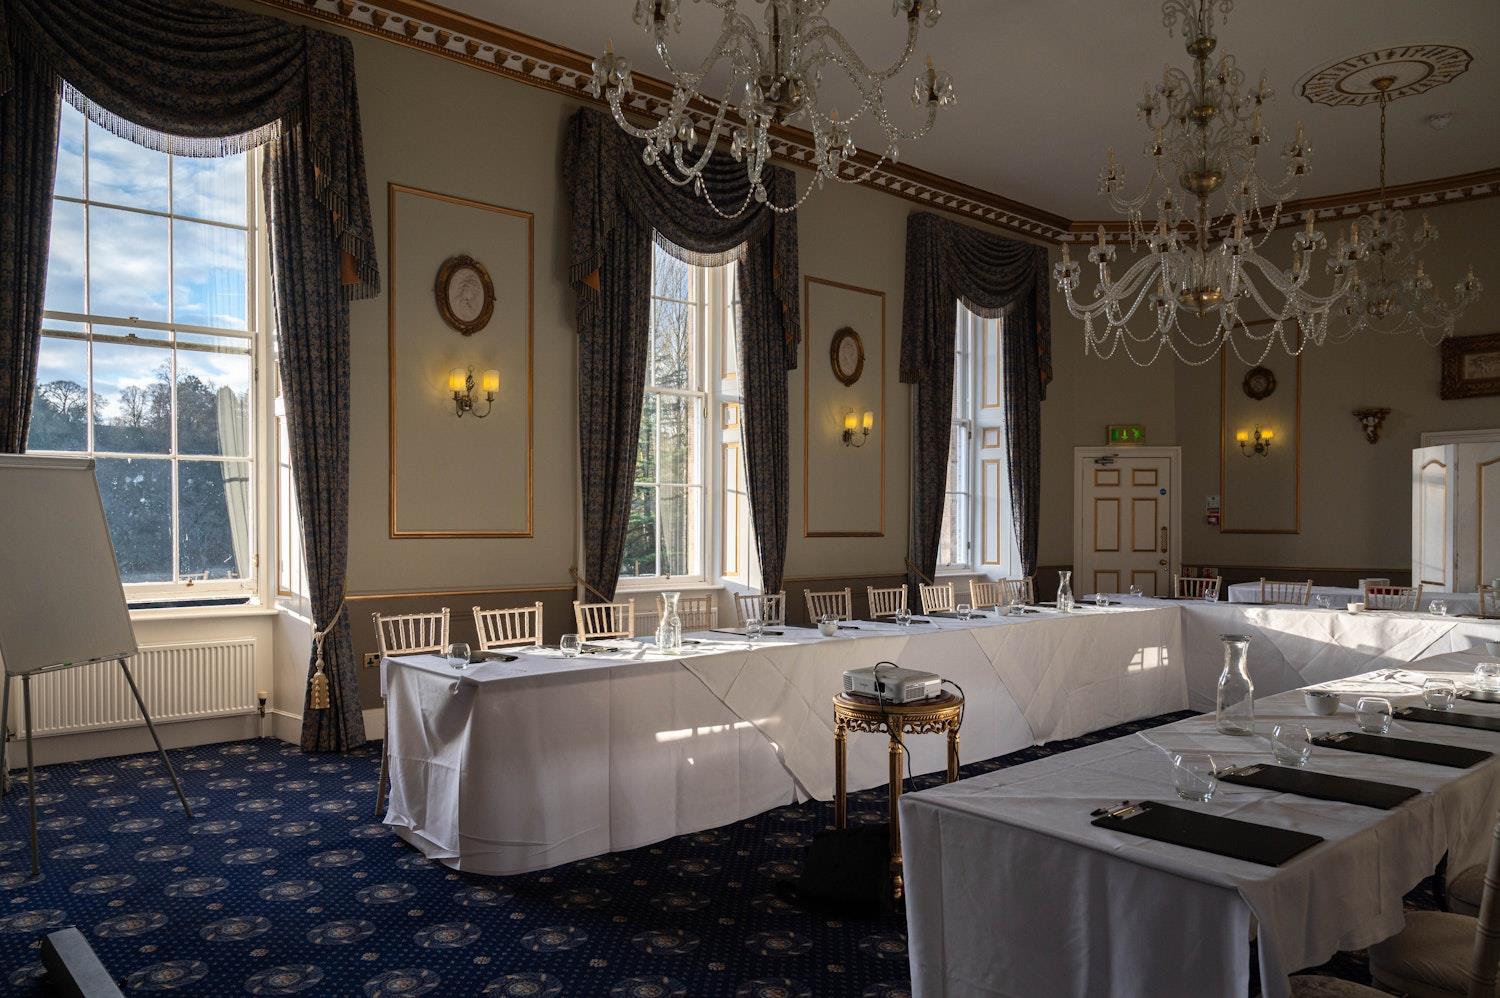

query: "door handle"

left=1158, top=559, right=1168, bottom=567
left=1160, top=526, right=1168, bottom=553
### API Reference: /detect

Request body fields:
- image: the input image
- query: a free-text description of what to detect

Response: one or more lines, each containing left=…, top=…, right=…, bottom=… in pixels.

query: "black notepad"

left=1394, top=706, right=1500, bottom=733
left=1311, top=731, right=1492, bottom=769
left=1090, top=800, right=1323, bottom=867
left=1216, top=764, right=1419, bottom=810
left=1459, top=689, right=1500, bottom=704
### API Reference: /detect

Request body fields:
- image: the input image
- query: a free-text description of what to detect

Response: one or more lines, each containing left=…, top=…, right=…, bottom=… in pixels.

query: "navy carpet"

left=0, top=713, right=1430, bottom=996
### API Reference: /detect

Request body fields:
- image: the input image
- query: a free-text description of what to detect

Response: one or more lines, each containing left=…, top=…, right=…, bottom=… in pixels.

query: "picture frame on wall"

left=1440, top=331, right=1500, bottom=400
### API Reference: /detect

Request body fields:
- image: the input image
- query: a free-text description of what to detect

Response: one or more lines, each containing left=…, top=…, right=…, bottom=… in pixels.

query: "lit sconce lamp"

left=450, top=365, right=499, bottom=418
left=1352, top=407, right=1390, bottom=445
left=842, top=409, right=874, bottom=448
left=1236, top=425, right=1273, bottom=458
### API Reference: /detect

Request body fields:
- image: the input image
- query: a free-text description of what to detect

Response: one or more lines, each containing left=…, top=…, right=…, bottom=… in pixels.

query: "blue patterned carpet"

left=0, top=711, right=1422, bottom=996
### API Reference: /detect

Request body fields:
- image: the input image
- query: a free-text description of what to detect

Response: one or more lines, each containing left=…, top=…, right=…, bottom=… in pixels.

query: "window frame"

left=28, top=110, right=277, bottom=607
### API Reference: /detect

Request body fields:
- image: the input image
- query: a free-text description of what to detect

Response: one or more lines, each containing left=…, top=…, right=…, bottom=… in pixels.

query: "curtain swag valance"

left=0, top=0, right=379, bottom=298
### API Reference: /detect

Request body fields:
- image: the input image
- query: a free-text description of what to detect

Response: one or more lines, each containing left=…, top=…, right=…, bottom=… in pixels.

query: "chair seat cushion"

left=1288, top=974, right=1385, bottom=997
left=1449, top=864, right=1485, bottom=917
left=1369, top=910, right=1476, bottom=998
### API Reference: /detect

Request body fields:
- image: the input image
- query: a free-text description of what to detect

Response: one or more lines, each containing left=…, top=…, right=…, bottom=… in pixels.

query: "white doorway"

left=1073, top=447, right=1182, bottom=597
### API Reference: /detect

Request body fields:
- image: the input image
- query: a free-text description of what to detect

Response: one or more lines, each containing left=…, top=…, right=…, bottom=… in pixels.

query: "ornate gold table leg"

left=947, top=722, right=961, bottom=784
left=834, top=718, right=848, bottom=830
left=889, top=729, right=905, bottom=900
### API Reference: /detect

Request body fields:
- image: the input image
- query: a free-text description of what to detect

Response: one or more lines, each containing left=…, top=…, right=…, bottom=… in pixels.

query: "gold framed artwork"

left=803, top=276, right=885, bottom=538
left=388, top=183, right=534, bottom=538
left=434, top=254, right=495, bottom=335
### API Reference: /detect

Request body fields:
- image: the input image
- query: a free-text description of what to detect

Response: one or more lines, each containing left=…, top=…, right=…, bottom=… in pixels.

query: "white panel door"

left=1075, top=453, right=1176, bottom=597
left=1457, top=442, right=1500, bottom=591
left=1412, top=445, right=1456, bottom=591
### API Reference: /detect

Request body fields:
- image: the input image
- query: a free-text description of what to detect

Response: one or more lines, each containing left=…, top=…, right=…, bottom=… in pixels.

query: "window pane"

left=89, top=206, right=169, bottom=322
left=176, top=334, right=252, bottom=456
left=55, top=103, right=85, bottom=199
left=96, top=457, right=172, bottom=583
left=44, top=199, right=86, bottom=315
left=657, top=393, right=695, bottom=486
left=27, top=336, right=90, bottom=452
left=634, top=393, right=657, bottom=483
left=173, top=154, right=247, bottom=225
left=621, top=485, right=657, bottom=578
left=650, top=299, right=693, bottom=389
left=87, top=121, right=169, bottom=212
left=173, top=219, right=248, bottom=330
left=658, top=485, right=699, bottom=577
left=92, top=335, right=172, bottom=454
left=939, top=494, right=965, bottom=567
left=180, top=459, right=251, bottom=580
left=651, top=244, right=693, bottom=301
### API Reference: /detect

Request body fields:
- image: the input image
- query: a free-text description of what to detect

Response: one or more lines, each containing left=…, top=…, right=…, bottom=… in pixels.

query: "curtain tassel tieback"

left=568, top=566, right=612, bottom=604
left=905, top=558, right=935, bottom=587
left=308, top=598, right=348, bottom=710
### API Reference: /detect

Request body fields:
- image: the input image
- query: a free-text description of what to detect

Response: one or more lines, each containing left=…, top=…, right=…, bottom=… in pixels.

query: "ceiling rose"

left=1299, top=44, right=1472, bottom=107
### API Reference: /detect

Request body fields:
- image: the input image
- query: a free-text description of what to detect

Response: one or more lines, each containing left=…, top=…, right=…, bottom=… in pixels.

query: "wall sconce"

left=450, top=366, right=499, bottom=418
left=842, top=409, right=874, bottom=447
left=1236, top=424, right=1273, bottom=458
left=1352, top=407, right=1390, bottom=444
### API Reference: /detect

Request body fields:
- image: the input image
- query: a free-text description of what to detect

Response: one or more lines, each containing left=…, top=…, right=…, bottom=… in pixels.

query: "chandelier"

left=1055, top=0, right=1354, bottom=366
left=1329, top=76, right=1482, bottom=344
left=587, top=1, right=956, bottom=216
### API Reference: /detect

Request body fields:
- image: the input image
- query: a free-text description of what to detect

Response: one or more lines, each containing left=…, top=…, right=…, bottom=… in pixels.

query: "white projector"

left=843, top=665, right=943, bottom=704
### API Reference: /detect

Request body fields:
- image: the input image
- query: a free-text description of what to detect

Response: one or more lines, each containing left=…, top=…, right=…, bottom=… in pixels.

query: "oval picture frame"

left=1242, top=365, right=1277, bottom=401
left=829, top=326, right=865, bottom=387
left=434, top=254, right=496, bottom=336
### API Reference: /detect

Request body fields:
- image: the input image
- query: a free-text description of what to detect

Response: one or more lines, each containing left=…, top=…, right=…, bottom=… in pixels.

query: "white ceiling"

left=444, top=0, right=1499, bottom=219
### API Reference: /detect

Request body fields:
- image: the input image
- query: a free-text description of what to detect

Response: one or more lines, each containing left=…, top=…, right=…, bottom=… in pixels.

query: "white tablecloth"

left=901, top=655, right=1500, bottom=998
left=1227, top=582, right=1486, bottom=616
left=382, top=605, right=1186, bottom=874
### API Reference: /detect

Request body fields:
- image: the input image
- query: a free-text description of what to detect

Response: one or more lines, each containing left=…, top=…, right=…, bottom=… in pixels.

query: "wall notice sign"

left=1205, top=494, right=1221, bottom=526
left=1106, top=423, right=1146, bottom=445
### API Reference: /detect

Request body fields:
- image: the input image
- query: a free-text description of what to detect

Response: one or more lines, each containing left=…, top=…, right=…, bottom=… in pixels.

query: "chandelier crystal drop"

left=1332, top=78, right=1481, bottom=344
left=1055, top=0, right=1354, bottom=366
left=587, top=0, right=956, bottom=217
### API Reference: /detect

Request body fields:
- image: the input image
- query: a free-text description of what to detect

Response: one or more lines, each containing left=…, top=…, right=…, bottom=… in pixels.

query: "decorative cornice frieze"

left=257, top=0, right=1499, bottom=246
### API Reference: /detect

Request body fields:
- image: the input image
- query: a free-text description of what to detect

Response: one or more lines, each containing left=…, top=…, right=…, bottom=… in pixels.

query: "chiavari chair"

left=1174, top=575, right=1223, bottom=601
left=472, top=602, right=543, bottom=651
left=1258, top=578, right=1314, bottom=605
left=1363, top=583, right=1422, bottom=612
left=919, top=582, right=956, bottom=614
left=733, top=591, right=786, bottom=627
left=804, top=588, right=853, bottom=623
left=866, top=585, right=909, bottom=620
left=573, top=600, right=637, bottom=641
left=371, top=608, right=451, bottom=816
left=970, top=580, right=1004, bottom=610
left=659, top=593, right=716, bottom=632
left=1480, top=584, right=1496, bottom=618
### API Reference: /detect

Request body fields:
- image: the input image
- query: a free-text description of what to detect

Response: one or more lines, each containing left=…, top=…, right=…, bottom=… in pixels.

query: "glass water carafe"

left=1215, top=634, right=1255, bottom=735
left=656, top=591, right=683, bottom=653
left=1057, top=570, right=1075, bottom=613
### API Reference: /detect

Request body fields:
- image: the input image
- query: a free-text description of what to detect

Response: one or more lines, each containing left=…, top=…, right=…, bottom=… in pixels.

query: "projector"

left=843, top=665, right=943, bottom=704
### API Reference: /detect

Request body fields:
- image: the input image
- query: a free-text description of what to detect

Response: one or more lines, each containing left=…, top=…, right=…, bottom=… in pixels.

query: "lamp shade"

left=1235, top=429, right=1249, bottom=443
left=481, top=369, right=501, bottom=394
left=862, top=410, right=874, bottom=431
left=1261, top=428, right=1274, bottom=441
left=448, top=368, right=468, bottom=393
left=843, top=412, right=858, bottom=431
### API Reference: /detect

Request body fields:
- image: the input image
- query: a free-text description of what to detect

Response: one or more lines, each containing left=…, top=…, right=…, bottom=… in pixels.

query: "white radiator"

left=11, top=638, right=258, bottom=738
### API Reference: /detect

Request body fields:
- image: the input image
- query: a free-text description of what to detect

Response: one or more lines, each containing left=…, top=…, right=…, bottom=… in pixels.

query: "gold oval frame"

left=434, top=254, right=496, bottom=335
left=830, top=326, right=865, bottom=387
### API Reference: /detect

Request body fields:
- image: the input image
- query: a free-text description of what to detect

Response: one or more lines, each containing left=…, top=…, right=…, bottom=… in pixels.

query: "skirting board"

left=271, top=707, right=386, bottom=747
left=2, top=713, right=264, bottom=770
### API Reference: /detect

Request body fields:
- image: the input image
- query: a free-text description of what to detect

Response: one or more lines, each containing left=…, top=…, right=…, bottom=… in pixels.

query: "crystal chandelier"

left=587, top=1, right=956, bottom=216
left=1055, top=0, right=1354, bottom=366
left=1333, top=76, right=1481, bottom=344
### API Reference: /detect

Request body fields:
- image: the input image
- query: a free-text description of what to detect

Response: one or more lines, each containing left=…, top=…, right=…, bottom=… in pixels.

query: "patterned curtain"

left=899, top=212, right=1051, bottom=585
left=564, top=107, right=800, bottom=597
left=0, top=0, right=379, bottom=751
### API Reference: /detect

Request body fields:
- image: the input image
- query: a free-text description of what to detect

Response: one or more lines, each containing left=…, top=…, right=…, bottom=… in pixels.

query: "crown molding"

left=256, top=0, right=1499, bottom=246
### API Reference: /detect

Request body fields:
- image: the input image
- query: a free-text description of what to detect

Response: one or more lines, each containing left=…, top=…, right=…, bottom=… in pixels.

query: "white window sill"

left=615, top=580, right=718, bottom=595
left=935, top=567, right=974, bottom=578
left=129, top=602, right=278, bottom=623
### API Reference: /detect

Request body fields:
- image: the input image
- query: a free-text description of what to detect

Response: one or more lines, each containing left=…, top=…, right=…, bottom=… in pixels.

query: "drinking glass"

left=895, top=607, right=912, bottom=628
left=1008, top=592, right=1026, bottom=614
left=1429, top=600, right=1449, bottom=616
left=1422, top=678, right=1457, bottom=711
left=1171, top=752, right=1218, bottom=802
left=559, top=633, right=581, bottom=658
left=1313, top=595, right=1331, bottom=610
left=1475, top=661, right=1500, bottom=692
left=1128, top=585, right=1144, bottom=598
left=1095, top=592, right=1110, bottom=608
left=956, top=603, right=973, bottom=620
left=1271, top=723, right=1313, bottom=767
left=745, top=618, right=763, bottom=642
left=1355, top=697, right=1393, bottom=735
left=447, top=642, right=471, bottom=670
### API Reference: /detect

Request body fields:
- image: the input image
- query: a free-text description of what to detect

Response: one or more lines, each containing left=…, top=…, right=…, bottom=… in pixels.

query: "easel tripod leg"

left=22, top=676, right=38, bottom=879
left=118, top=659, right=193, bottom=820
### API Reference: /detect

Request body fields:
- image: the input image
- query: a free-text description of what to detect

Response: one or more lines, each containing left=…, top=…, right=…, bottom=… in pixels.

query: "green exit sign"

left=1107, top=424, right=1146, bottom=445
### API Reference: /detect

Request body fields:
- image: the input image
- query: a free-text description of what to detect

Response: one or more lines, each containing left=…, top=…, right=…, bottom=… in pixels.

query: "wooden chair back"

left=371, top=608, right=450, bottom=658
left=573, top=600, right=636, bottom=641
left=1363, top=583, right=1422, bottom=611
left=866, top=585, right=909, bottom=619
left=472, top=603, right=543, bottom=650
left=804, top=588, right=852, bottom=623
left=970, top=580, right=1004, bottom=609
left=1174, top=575, right=1223, bottom=601
left=1000, top=577, right=1035, bottom=606
left=1259, top=578, right=1313, bottom=605
left=919, top=582, right=956, bottom=614
left=733, top=591, right=785, bottom=627
left=1481, top=585, right=1496, bottom=619
left=659, top=593, right=716, bottom=632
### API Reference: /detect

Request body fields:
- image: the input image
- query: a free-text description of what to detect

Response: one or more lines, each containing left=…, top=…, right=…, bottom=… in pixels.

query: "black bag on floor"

left=783, top=824, right=896, bottom=917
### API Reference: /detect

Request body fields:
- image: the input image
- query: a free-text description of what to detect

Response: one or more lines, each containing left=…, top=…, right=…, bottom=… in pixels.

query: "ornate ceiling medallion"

left=1299, top=45, right=1472, bottom=107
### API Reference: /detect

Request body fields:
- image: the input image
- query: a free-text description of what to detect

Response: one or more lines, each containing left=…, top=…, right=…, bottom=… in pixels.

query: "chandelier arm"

left=794, top=16, right=921, bottom=84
